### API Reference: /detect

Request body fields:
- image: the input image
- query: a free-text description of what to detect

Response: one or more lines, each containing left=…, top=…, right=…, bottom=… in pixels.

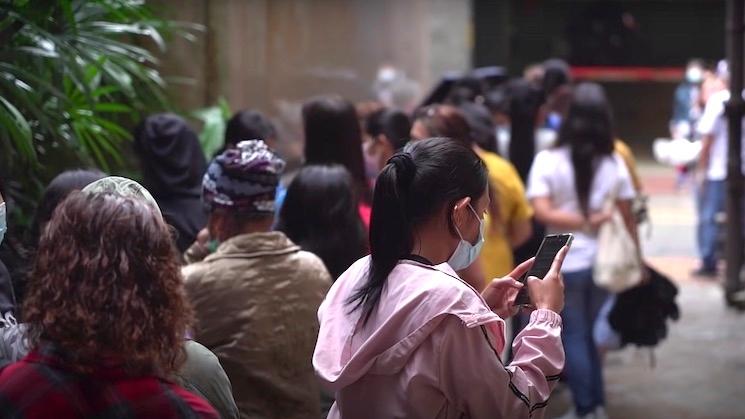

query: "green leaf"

left=1, top=0, right=186, bottom=230
left=17, top=46, right=59, bottom=58
left=93, top=102, right=131, bottom=113
left=0, top=95, right=35, bottom=161
left=61, top=0, right=78, bottom=36
left=91, top=85, right=120, bottom=98
left=192, top=103, right=229, bottom=159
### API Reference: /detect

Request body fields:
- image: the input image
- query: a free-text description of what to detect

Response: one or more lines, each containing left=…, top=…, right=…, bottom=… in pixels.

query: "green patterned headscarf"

left=82, top=176, right=162, bottom=219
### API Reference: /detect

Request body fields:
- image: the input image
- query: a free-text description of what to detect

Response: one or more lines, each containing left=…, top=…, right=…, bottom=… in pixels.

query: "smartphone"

left=515, top=234, right=574, bottom=306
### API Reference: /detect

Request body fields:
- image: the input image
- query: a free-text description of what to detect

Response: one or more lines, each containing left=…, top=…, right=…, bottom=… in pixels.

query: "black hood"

left=133, top=113, right=207, bottom=198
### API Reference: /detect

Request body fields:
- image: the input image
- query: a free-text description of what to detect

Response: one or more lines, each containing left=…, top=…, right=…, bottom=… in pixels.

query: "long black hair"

left=348, top=138, right=488, bottom=322
left=303, top=96, right=371, bottom=204
left=556, top=82, right=615, bottom=215
left=506, top=79, right=544, bottom=182
left=276, top=164, right=367, bottom=280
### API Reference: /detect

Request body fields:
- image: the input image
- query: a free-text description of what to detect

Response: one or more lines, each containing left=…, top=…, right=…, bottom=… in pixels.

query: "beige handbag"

left=593, top=184, right=644, bottom=292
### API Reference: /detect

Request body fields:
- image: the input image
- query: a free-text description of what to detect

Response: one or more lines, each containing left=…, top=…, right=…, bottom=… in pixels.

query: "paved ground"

left=546, top=162, right=745, bottom=419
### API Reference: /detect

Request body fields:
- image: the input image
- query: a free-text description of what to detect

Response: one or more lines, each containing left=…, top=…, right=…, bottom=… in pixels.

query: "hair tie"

left=387, top=152, right=416, bottom=187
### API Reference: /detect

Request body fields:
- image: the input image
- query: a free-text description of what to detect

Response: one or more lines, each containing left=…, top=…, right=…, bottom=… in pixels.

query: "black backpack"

left=608, top=265, right=680, bottom=347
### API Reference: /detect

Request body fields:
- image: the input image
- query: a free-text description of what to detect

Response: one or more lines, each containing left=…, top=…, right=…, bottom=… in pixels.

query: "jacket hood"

left=133, top=113, right=207, bottom=198
left=313, top=257, right=504, bottom=391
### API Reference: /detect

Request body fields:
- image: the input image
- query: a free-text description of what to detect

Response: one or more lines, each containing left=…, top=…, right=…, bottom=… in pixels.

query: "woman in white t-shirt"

left=526, top=83, right=637, bottom=419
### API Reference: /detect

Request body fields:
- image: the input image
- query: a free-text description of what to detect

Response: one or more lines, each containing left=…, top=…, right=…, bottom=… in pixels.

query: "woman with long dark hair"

left=526, top=83, right=637, bottom=419
left=276, top=165, right=367, bottom=280
left=506, top=79, right=544, bottom=183
left=0, top=187, right=217, bottom=417
left=303, top=96, right=373, bottom=227
left=314, top=138, right=567, bottom=418
left=410, top=105, right=533, bottom=291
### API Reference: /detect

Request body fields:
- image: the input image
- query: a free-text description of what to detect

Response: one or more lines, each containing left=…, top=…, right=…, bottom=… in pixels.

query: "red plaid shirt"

left=0, top=344, right=218, bottom=419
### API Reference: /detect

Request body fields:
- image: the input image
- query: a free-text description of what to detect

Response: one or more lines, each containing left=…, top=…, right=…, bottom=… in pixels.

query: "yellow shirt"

left=476, top=149, right=534, bottom=285
left=614, top=139, right=642, bottom=192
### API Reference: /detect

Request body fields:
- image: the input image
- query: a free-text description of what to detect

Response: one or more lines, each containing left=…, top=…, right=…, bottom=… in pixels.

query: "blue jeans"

left=696, top=179, right=725, bottom=271
left=561, top=269, right=608, bottom=416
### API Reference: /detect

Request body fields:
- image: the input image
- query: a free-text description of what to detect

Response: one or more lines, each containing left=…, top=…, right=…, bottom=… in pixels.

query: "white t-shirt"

left=696, top=89, right=745, bottom=180
left=526, top=146, right=636, bottom=272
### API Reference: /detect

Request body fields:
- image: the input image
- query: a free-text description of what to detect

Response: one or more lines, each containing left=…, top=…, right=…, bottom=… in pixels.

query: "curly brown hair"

left=23, top=191, right=193, bottom=376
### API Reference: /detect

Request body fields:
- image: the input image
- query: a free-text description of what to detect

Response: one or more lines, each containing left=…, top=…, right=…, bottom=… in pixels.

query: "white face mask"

left=686, top=67, right=703, bottom=83
left=447, top=203, right=485, bottom=271
left=0, top=202, right=6, bottom=246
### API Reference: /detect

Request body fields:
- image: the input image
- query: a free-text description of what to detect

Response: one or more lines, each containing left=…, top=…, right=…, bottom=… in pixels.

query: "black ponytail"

left=557, top=82, right=615, bottom=215
left=347, top=138, right=488, bottom=323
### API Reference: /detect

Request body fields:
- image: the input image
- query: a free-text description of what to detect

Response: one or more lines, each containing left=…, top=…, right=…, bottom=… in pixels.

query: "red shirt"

left=0, top=345, right=218, bottom=419
left=358, top=202, right=371, bottom=230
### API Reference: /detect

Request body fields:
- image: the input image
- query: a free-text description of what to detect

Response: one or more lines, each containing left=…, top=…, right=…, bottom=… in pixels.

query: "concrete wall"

left=153, top=0, right=471, bottom=120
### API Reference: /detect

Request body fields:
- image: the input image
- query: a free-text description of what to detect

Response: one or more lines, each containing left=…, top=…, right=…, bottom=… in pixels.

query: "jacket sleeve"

left=178, top=340, right=240, bottom=419
left=183, top=242, right=211, bottom=265
left=438, top=309, right=564, bottom=419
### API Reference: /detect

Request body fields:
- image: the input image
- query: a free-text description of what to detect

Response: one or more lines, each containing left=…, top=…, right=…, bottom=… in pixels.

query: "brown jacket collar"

left=204, top=231, right=300, bottom=261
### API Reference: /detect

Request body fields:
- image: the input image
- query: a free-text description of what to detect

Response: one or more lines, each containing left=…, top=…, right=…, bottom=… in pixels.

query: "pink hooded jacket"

left=313, top=257, right=565, bottom=419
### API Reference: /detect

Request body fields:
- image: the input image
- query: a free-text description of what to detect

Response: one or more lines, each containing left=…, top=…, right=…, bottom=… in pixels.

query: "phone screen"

left=515, top=234, right=573, bottom=306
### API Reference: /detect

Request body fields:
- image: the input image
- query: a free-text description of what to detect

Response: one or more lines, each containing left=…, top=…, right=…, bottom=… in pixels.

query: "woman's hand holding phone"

left=481, top=269, right=528, bottom=318
left=526, top=246, right=569, bottom=314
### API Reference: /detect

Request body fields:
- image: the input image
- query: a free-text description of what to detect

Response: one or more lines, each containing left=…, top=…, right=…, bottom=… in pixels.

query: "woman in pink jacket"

left=313, top=137, right=568, bottom=418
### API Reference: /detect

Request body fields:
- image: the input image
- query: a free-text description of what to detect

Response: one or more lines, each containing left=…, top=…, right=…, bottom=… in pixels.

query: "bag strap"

left=604, top=157, right=627, bottom=210
left=603, top=179, right=623, bottom=212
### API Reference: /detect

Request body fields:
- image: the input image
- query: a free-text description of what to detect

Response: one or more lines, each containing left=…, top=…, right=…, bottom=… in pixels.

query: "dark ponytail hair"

left=302, top=96, right=372, bottom=204
left=557, top=82, right=615, bottom=215
left=348, top=138, right=488, bottom=322
left=506, top=79, right=544, bottom=182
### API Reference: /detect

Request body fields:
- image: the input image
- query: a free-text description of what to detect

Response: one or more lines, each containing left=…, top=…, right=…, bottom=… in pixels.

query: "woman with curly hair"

left=0, top=188, right=218, bottom=418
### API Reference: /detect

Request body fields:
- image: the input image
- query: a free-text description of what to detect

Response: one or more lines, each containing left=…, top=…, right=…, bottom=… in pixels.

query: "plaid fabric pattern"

left=0, top=324, right=27, bottom=369
left=0, top=344, right=218, bottom=419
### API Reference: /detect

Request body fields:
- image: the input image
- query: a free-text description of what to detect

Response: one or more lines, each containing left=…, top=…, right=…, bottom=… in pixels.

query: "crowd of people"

left=0, top=58, right=649, bottom=419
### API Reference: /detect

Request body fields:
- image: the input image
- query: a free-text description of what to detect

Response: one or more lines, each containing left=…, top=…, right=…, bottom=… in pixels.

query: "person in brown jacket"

left=183, top=140, right=332, bottom=419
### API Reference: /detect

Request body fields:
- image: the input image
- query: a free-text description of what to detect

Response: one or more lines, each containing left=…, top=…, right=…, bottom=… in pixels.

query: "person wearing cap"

left=182, top=140, right=332, bottom=419
left=0, top=177, right=218, bottom=418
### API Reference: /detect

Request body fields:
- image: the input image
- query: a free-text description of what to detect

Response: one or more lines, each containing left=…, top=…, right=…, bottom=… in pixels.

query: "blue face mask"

left=447, top=203, right=485, bottom=271
left=0, top=203, right=6, bottom=246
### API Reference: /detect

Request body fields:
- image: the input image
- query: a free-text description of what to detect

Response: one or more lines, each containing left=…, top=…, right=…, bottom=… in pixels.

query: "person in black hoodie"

left=134, top=114, right=208, bottom=253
